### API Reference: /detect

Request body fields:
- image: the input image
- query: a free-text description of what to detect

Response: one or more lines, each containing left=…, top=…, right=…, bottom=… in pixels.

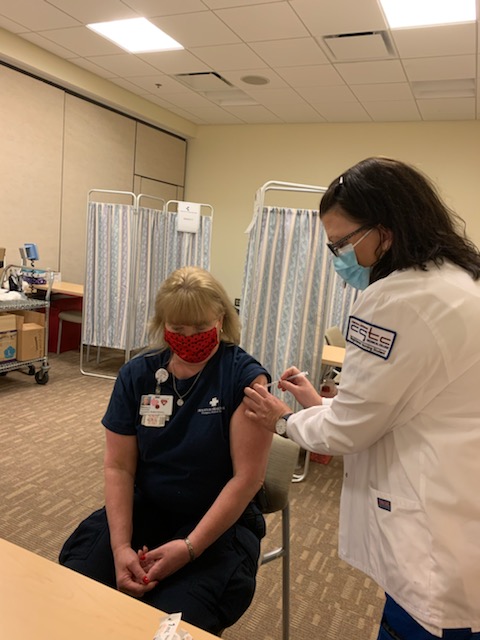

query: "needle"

left=265, top=371, right=309, bottom=389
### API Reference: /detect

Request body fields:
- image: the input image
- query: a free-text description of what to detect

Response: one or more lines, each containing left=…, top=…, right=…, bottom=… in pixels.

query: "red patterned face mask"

left=164, top=326, right=219, bottom=363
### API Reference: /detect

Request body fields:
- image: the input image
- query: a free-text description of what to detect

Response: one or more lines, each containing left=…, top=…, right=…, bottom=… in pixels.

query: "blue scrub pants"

left=378, top=595, right=480, bottom=640
left=59, top=503, right=263, bottom=636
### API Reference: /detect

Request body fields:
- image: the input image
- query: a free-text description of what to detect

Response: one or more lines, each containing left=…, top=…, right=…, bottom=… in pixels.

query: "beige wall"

left=1, top=63, right=187, bottom=284
left=185, top=121, right=480, bottom=300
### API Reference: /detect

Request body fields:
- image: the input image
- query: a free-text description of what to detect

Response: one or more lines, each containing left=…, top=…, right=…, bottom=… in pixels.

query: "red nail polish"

left=140, top=554, right=146, bottom=561
left=142, top=576, right=149, bottom=584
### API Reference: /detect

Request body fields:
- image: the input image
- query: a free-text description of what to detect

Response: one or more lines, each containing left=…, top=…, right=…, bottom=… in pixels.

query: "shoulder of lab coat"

left=286, top=268, right=450, bottom=455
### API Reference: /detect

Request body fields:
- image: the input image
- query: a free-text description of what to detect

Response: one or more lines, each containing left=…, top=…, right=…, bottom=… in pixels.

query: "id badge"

left=140, top=394, right=174, bottom=427
left=140, top=394, right=174, bottom=416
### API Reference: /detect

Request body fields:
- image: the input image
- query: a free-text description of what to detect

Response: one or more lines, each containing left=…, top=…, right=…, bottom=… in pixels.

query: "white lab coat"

left=286, top=262, right=480, bottom=634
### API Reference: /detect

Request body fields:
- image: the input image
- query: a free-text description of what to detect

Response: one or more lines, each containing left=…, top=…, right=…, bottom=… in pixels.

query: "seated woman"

left=59, top=266, right=272, bottom=635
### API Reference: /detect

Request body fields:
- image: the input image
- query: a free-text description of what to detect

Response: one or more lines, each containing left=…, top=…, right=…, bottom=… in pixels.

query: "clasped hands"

left=113, top=538, right=191, bottom=597
left=243, top=366, right=323, bottom=432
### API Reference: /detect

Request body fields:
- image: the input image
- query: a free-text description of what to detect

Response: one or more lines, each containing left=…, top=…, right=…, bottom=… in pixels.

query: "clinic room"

left=1, top=1, right=480, bottom=639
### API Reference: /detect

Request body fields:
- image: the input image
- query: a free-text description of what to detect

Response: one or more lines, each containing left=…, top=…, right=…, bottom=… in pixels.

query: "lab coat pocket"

left=368, top=487, right=432, bottom=599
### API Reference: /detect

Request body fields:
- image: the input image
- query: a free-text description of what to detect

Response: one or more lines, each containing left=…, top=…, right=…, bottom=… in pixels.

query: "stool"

left=57, top=310, right=82, bottom=354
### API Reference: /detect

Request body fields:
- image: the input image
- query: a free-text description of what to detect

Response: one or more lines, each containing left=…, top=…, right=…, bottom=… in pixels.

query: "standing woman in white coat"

left=243, top=157, right=480, bottom=640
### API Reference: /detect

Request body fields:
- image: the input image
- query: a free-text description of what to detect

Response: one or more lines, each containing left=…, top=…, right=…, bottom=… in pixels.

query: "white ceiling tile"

left=351, top=82, right=414, bottom=101
left=108, top=77, right=147, bottom=92
left=0, top=0, right=80, bottom=30
left=160, top=90, right=220, bottom=109
left=336, top=60, right=407, bottom=84
left=315, top=102, right=372, bottom=122
left=214, top=4, right=309, bottom=42
left=121, top=74, right=191, bottom=94
left=220, top=67, right=289, bottom=90
left=178, top=105, right=244, bottom=124
left=242, top=88, right=326, bottom=121
left=290, top=0, right=387, bottom=36
left=120, top=0, right=208, bottom=17
left=275, top=64, right=345, bottom=88
left=250, top=37, right=329, bottom=67
left=138, top=50, right=211, bottom=74
left=190, top=43, right=268, bottom=70
left=46, top=0, right=138, bottom=24
left=203, top=0, right=278, bottom=8
left=20, top=32, right=79, bottom=58
left=69, top=57, right=118, bottom=78
left=221, top=104, right=283, bottom=123
left=361, top=100, right=421, bottom=121
left=298, top=85, right=358, bottom=103
left=36, top=26, right=123, bottom=56
left=392, top=24, right=476, bottom=59
left=150, top=11, right=240, bottom=48
left=403, top=56, right=476, bottom=82
left=0, top=15, right=27, bottom=33
left=84, top=54, right=159, bottom=76
left=416, top=97, right=476, bottom=120
left=146, top=97, right=211, bottom=123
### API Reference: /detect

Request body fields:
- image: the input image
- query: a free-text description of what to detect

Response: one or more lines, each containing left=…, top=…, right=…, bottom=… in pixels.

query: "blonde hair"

left=149, top=266, right=241, bottom=348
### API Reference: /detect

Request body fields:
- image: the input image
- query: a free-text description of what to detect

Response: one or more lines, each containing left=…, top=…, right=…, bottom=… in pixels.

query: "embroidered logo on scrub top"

left=198, top=397, right=225, bottom=416
left=346, top=315, right=396, bottom=360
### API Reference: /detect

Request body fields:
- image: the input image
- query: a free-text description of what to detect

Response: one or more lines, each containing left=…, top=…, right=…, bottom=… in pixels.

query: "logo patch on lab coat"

left=377, top=498, right=392, bottom=511
left=346, top=316, right=396, bottom=360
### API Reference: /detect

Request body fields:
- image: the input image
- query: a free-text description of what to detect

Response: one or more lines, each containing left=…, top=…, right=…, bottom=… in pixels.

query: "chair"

left=56, top=310, right=82, bottom=354
left=324, top=325, right=346, bottom=348
left=258, top=434, right=301, bottom=640
left=324, top=325, right=346, bottom=384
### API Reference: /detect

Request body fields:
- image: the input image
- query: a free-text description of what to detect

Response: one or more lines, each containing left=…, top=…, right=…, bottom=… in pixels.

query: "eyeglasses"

left=326, top=224, right=371, bottom=257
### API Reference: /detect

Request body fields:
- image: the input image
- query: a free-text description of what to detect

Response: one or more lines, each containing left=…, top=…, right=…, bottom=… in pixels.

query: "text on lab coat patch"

left=346, top=315, right=396, bottom=360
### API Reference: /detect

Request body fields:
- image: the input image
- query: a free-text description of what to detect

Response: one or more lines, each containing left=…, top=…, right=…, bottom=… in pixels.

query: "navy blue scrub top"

left=102, top=342, right=270, bottom=523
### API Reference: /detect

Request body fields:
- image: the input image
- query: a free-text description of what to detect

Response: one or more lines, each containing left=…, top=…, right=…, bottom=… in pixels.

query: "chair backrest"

left=325, top=325, right=346, bottom=348
left=259, top=435, right=300, bottom=514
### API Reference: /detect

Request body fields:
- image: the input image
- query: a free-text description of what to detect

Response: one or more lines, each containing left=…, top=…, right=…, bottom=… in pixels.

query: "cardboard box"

left=11, top=309, right=46, bottom=328
left=17, top=323, right=44, bottom=361
left=0, top=313, right=17, bottom=361
left=0, top=313, right=17, bottom=332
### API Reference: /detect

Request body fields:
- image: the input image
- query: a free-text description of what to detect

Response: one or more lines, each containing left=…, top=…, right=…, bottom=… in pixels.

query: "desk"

left=321, top=344, right=345, bottom=368
left=0, top=538, right=216, bottom=640
left=37, top=281, right=84, bottom=297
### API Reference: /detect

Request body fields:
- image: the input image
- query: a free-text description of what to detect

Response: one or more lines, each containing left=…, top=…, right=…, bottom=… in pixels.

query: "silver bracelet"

left=184, top=536, right=196, bottom=562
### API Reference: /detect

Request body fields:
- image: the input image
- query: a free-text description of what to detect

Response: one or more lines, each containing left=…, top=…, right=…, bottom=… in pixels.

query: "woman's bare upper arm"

left=104, top=429, right=138, bottom=476
left=230, top=374, right=273, bottom=482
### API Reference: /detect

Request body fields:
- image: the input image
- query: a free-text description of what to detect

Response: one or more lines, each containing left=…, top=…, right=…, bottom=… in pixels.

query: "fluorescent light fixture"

left=380, top=0, right=476, bottom=29
left=87, top=18, right=183, bottom=53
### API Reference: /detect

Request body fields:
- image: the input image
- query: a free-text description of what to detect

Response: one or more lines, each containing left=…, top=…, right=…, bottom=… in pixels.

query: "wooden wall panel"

left=135, top=124, right=186, bottom=187
left=0, top=65, right=64, bottom=271
left=61, top=95, right=136, bottom=283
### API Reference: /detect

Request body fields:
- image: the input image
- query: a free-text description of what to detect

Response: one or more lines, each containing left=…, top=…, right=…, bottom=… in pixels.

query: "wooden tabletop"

left=36, top=281, right=84, bottom=297
left=0, top=538, right=217, bottom=640
left=321, top=344, right=346, bottom=367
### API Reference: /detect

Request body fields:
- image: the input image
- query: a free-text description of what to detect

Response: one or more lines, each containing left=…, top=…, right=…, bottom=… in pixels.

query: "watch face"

left=275, top=418, right=287, bottom=435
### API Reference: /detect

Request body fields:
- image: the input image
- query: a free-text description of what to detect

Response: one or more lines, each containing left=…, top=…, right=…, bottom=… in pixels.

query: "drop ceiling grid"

left=0, top=0, right=477, bottom=123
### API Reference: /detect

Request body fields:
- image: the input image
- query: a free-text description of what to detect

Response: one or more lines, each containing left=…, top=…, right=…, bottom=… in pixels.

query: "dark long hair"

left=319, top=157, right=480, bottom=283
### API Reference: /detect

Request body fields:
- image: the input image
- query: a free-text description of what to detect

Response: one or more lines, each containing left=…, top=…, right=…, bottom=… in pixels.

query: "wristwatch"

left=275, top=413, right=293, bottom=436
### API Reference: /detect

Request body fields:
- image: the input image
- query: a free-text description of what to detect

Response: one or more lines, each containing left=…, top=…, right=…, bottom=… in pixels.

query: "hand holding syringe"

left=265, top=370, right=309, bottom=389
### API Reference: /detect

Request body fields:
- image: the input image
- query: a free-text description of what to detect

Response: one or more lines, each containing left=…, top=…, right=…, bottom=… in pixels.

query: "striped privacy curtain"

left=83, top=202, right=135, bottom=350
left=84, top=202, right=212, bottom=352
left=132, top=207, right=212, bottom=347
left=240, top=206, right=356, bottom=396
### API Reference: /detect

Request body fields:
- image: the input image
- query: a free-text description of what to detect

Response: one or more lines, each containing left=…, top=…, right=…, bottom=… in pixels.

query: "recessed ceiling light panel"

left=87, top=18, right=183, bottom=53
left=380, top=0, right=476, bottom=29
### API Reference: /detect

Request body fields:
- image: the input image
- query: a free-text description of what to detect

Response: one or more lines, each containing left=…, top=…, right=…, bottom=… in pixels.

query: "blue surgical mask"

left=332, top=229, right=374, bottom=290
